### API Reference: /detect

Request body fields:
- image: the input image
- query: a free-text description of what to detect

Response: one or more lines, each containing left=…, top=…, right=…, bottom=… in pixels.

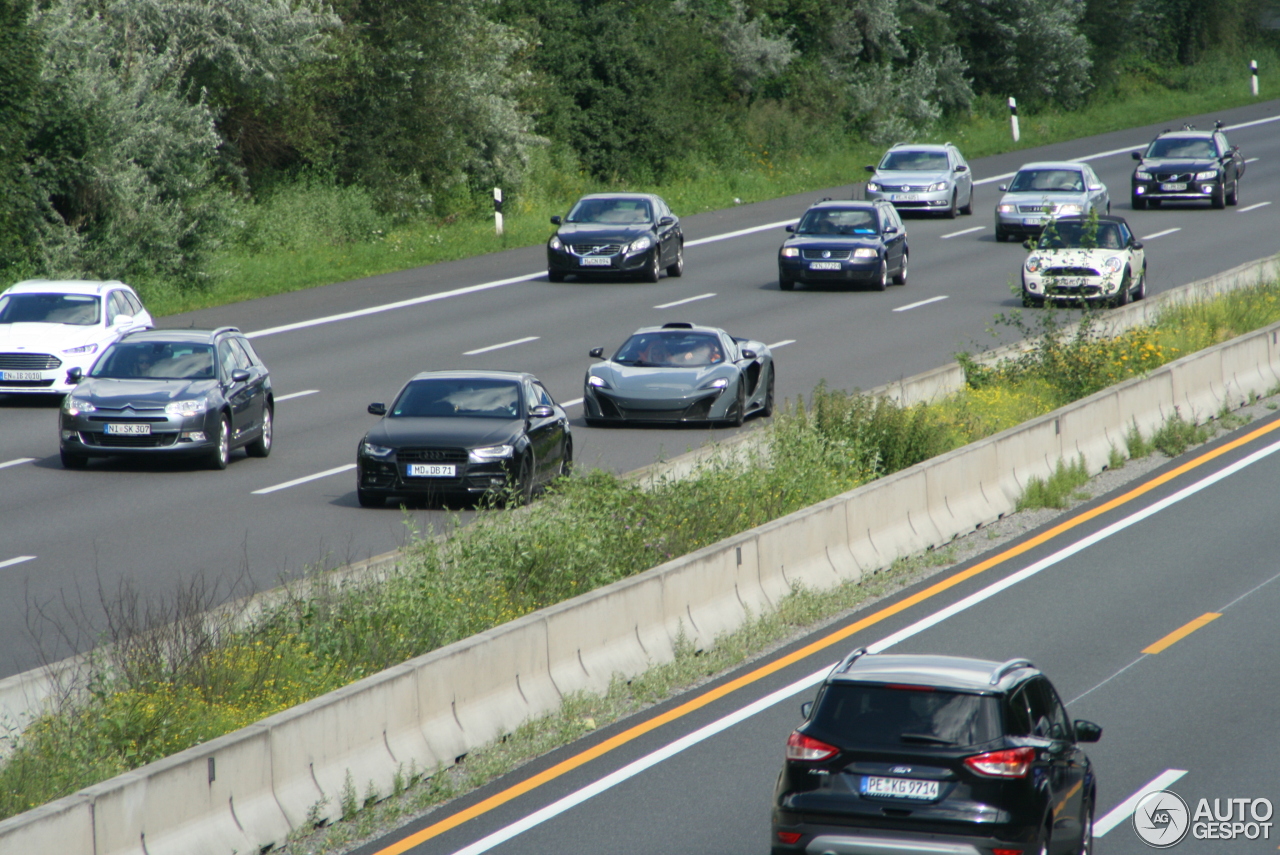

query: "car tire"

left=584, top=417, right=606, bottom=427
left=246, top=404, right=273, bottom=457
left=1132, top=195, right=1146, bottom=210
left=558, top=437, right=573, bottom=477
left=945, top=191, right=958, bottom=219
left=208, top=415, right=231, bottom=470
left=892, top=252, right=908, bottom=285
left=727, top=385, right=746, bottom=428
left=548, top=269, right=565, bottom=283
left=1106, top=201, right=1111, bottom=215
left=1212, top=183, right=1226, bottom=209
left=1022, top=292, right=1044, bottom=308
left=873, top=260, right=888, bottom=291
left=995, top=227, right=1009, bottom=243
left=1114, top=272, right=1131, bottom=307
left=960, top=189, right=973, bottom=215
left=1227, top=179, right=1239, bottom=206
left=357, top=488, right=384, bottom=508
left=761, top=366, right=775, bottom=418
left=1077, top=801, right=1095, bottom=855
left=1149, top=198, right=1162, bottom=208
left=506, top=455, right=535, bottom=506
left=60, top=448, right=88, bottom=469
left=1134, top=263, right=1147, bottom=300
left=666, top=242, right=684, bottom=277
left=779, top=274, right=795, bottom=291
left=643, top=251, right=661, bottom=283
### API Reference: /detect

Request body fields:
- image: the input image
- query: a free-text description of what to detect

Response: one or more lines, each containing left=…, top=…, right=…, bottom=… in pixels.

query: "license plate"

left=579, top=257, right=612, bottom=267
left=862, top=776, right=939, bottom=800
left=809, top=261, right=842, bottom=270
left=1023, top=217, right=1045, bottom=226
left=893, top=194, right=919, bottom=202
left=105, top=423, right=151, bottom=435
left=0, top=370, right=42, bottom=381
left=1160, top=182, right=1187, bottom=191
left=406, top=463, right=456, bottom=478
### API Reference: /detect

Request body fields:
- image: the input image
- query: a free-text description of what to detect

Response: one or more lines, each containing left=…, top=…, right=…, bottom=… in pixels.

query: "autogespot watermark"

left=1133, top=789, right=1274, bottom=847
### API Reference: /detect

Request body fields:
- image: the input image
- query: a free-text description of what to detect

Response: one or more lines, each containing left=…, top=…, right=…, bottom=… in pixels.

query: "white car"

left=1020, top=215, right=1147, bottom=307
left=0, top=279, right=154, bottom=395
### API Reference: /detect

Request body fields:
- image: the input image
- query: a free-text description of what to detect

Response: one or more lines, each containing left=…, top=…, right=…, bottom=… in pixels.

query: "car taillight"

left=964, top=747, right=1035, bottom=778
left=786, top=731, right=839, bottom=761
left=992, top=849, right=1022, bottom=855
left=777, top=831, right=803, bottom=844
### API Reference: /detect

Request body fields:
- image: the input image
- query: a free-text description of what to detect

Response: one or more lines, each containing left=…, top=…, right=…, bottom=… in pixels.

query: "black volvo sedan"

left=546, top=193, right=684, bottom=282
left=777, top=200, right=908, bottom=291
left=356, top=370, right=572, bottom=507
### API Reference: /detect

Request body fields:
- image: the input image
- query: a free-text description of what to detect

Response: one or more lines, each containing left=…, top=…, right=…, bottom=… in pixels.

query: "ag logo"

left=1133, top=789, right=1190, bottom=848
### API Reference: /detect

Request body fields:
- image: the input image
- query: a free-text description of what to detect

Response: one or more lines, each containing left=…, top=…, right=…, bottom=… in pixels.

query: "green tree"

left=0, top=0, right=39, bottom=278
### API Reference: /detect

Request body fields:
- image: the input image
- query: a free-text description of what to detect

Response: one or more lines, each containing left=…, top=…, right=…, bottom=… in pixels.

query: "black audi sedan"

left=59, top=327, right=273, bottom=470
left=777, top=200, right=908, bottom=291
left=356, top=370, right=572, bottom=508
left=1131, top=124, right=1245, bottom=209
left=772, top=650, right=1101, bottom=855
left=546, top=193, right=684, bottom=282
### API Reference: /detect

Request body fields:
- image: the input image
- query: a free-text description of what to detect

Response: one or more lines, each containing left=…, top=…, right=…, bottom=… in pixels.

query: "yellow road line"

left=1142, top=612, right=1222, bottom=654
left=373, top=415, right=1280, bottom=855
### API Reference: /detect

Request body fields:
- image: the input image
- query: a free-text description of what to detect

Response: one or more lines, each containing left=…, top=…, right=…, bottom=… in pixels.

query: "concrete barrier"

left=4, top=254, right=1280, bottom=854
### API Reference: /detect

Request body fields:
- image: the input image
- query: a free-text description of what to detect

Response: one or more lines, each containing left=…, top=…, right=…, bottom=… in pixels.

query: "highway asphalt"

left=1, top=99, right=1279, bottom=678
left=349, top=406, right=1280, bottom=855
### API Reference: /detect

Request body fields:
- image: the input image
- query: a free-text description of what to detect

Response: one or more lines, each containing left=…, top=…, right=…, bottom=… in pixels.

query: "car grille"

left=397, top=447, right=469, bottom=464
left=0, top=353, right=60, bottom=370
left=0, top=379, right=55, bottom=388
left=801, top=249, right=852, bottom=260
left=567, top=244, right=622, bottom=257
left=1152, top=172, right=1193, bottom=183
left=1045, top=266, right=1100, bottom=277
left=1017, top=204, right=1056, bottom=214
left=81, top=432, right=178, bottom=448
left=87, top=415, right=170, bottom=423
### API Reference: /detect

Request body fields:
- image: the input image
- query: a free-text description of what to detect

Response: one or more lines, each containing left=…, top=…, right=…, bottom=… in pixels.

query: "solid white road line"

left=1238, top=201, right=1272, bottom=213
left=0, top=458, right=35, bottom=471
left=1246, top=157, right=1260, bottom=163
left=684, top=219, right=797, bottom=247
left=560, top=397, right=584, bottom=408
left=766, top=340, right=795, bottom=349
left=252, top=464, right=356, bottom=495
left=893, top=296, right=949, bottom=312
left=464, top=336, right=540, bottom=356
left=654, top=292, right=715, bottom=309
left=1141, top=228, right=1181, bottom=240
left=0, top=556, right=36, bottom=570
left=445, top=436, right=1280, bottom=855
left=941, top=226, right=985, bottom=239
left=1094, top=769, right=1189, bottom=837
left=275, top=390, right=319, bottom=402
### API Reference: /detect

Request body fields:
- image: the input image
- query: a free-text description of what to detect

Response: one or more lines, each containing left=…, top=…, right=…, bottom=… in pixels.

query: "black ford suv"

left=772, top=651, right=1101, bottom=855
left=1131, top=123, right=1245, bottom=210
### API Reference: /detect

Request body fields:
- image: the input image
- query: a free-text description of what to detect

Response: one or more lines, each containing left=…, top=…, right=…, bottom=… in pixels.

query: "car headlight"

left=468, top=444, right=514, bottom=463
left=1135, top=170, right=1152, bottom=180
left=852, top=248, right=878, bottom=259
left=165, top=399, right=207, bottom=417
left=1026, top=256, right=1043, bottom=273
left=702, top=377, right=729, bottom=390
left=1103, top=256, right=1123, bottom=273
left=64, top=396, right=96, bottom=415
left=997, top=203, right=1016, bottom=213
left=588, top=375, right=609, bottom=389
left=360, top=440, right=395, bottom=459
left=866, top=181, right=880, bottom=192
left=549, top=235, right=563, bottom=251
left=927, top=181, right=948, bottom=192
left=62, top=343, right=98, bottom=355
left=627, top=236, right=652, bottom=253
left=780, top=246, right=799, bottom=258
left=1195, top=170, right=1218, bottom=181
left=1056, top=204, right=1084, bottom=216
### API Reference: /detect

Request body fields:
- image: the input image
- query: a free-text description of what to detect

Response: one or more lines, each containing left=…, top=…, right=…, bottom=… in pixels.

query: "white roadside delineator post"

left=1009, top=96, right=1020, bottom=142
left=1251, top=59, right=1259, bottom=97
left=494, top=187, right=504, bottom=236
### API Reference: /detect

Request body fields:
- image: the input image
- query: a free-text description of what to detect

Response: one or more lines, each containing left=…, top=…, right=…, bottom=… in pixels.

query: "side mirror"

left=1073, top=720, right=1102, bottom=743
left=368, top=402, right=386, bottom=416
left=112, top=314, right=133, bottom=327
left=998, top=184, right=1008, bottom=192
left=550, top=215, right=562, bottom=225
left=1023, top=239, right=1034, bottom=250
left=955, top=164, right=968, bottom=173
left=1131, top=240, right=1144, bottom=250
left=785, top=224, right=795, bottom=233
left=658, top=216, right=675, bottom=227
left=1089, top=184, right=1104, bottom=192
left=530, top=404, right=554, bottom=419
left=1131, top=151, right=1142, bottom=160
left=801, top=701, right=813, bottom=718
left=883, top=225, right=897, bottom=234
left=230, top=368, right=250, bottom=383
left=864, top=165, right=876, bottom=174
left=741, top=349, right=757, bottom=360
left=66, top=366, right=83, bottom=385
left=589, top=347, right=604, bottom=359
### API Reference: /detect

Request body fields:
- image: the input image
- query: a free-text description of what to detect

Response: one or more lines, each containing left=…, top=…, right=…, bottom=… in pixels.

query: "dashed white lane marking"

left=275, top=390, right=318, bottom=402
left=893, top=296, right=949, bottom=312
left=654, top=293, right=715, bottom=309
left=1142, top=227, right=1181, bottom=240
left=464, top=336, right=540, bottom=356
left=253, top=464, right=356, bottom=495
left=1094, top=769, right=1188, bottom=837
left=1245, top=157, right=1260, bottom=163
left=1238, top=201, right=1272, bottom=213
left=0, top=556, right=36, bottom=570
left=766, top=340, right=795, bottom=349
left=941, top=226, right=984, bottom=239
left=684, top=219, right=796, bottom=247
left=0, top=458, right=35, bottom=471
left=561, top=397, right=584, bottom=408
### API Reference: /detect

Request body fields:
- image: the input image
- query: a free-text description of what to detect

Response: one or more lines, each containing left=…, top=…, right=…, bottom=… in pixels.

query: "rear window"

left=811, top=684, right=1000, bottom=748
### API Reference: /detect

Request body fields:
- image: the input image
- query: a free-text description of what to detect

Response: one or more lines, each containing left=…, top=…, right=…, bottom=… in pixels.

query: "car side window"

left=1004, top=686, right=1033, bottom=736
left=1119, top=222, right=1134, bottom=245
left=533, top=383, right=554, bottom=407
left=106, top=292, right=126, bottom=324
left=122, top=291, right=144, bottom=317
left=238, top=338, right=265, bottom=366
left=228, top=338, right=254, bottom=371
left=1025, top=678, right=1070, bottom=740
left=218, top=340, right=239, bottom=379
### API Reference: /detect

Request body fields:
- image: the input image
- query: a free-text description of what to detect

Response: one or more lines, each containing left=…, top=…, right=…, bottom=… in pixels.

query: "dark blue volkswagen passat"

left=546, top=193, right=683, bottom=282
left=59, top=327, right=273, bottom=470
left=356, top=370, right=572, bottom=508
left=777, top=200, right=908, bottom=291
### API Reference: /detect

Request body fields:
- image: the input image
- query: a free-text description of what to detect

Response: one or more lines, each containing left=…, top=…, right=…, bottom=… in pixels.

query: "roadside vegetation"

left=5, top=280, right=1280, bottom=820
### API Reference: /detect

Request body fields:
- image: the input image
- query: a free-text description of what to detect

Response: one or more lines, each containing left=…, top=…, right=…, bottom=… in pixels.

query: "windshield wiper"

left=899, top=733, right=958, bottom=745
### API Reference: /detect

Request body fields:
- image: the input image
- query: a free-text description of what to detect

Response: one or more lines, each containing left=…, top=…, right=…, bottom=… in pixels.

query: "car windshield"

left=614, top=331, right=725, bottom=367
left=879, top=150, right=949, bottom=171
left=796, top=208, right=879, bottom=236
left=0, top=293, right=100, bottom=326
left=1008, top=169, right=1085, bottom=193
left=92, top=342, right=216, bottom=379
left=565, top=197, right=653, bottom=225
left=392, top=378, right=521, bottom=419
left=810, top=684, right=1000, bottom=748
left=1038, top=222, right=1124, bottom=249
left=1146, top=137, right=1216, bottom=159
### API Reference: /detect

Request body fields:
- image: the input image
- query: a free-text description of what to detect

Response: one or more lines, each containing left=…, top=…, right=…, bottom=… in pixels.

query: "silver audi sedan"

left=863, top=143, right=974, bottom=218
left=994, top=161, right=1109, bottom=242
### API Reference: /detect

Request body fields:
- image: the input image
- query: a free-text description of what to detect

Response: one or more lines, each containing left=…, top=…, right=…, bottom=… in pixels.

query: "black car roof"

left=122, top=327, right=240, bottom=344
left=826, top=651, right=1039, bottom=693
left=1051, top=214, right=1132, bottom=227
left=806, top=199, right=884, bottom=211
left=405, top=369, right=534, bottom=383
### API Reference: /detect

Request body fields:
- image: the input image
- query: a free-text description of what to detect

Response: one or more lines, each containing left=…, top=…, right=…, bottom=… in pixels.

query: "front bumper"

left=357, top=453, right=512, bottom=497
left=584, top=386, right=728, bottom=423
left=1022, top=272, right=1121, bottom=303
left=779, top=257, right=882, bottom=284
left=1132, top=178, right=1220, bottom=202
left=547, top=245, right=656, bottom=276
left=0, top=360, right=88, bottom=396
left=865, top=187, right=952, bottom=211
left=60, top=410, right=220, bottom=456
